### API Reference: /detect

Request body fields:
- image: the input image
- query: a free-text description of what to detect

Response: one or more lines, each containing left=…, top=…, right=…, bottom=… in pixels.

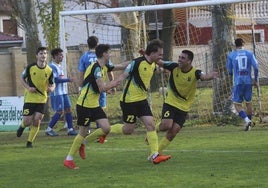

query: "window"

left=3, top=19, right=17, bottom=35
left=236, top=29, right=264, bottom=43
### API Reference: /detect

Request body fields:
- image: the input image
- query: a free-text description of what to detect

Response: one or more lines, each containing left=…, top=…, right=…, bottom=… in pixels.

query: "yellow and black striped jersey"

left=77, top=61, right=114, bottom=108
left=163, top=61, right=202, bottom=112
left=121, top=56, right=156, bottom=103
left=21, top=63, right=54, bottom=103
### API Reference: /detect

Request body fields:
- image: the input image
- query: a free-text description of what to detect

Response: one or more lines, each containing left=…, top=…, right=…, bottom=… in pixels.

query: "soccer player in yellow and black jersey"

left=16, top=47, right=55, bottom=148
left=64, top=44, right=120, bottom=169
left=156, top=50, right=218, bottom=155
left=89, top=39, right=172, bottom=165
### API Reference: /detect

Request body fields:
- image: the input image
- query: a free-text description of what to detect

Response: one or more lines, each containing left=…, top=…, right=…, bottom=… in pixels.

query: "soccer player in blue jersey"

left=226, top=38, right=259, bottom=131
left=45, top=48, right=77, bottom=136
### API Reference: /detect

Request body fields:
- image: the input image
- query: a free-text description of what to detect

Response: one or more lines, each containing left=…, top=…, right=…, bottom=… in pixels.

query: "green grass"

left=2, top=88, right=268, bottom=187
left=1, top=125, right=268, bottom=188
left=67, top=87, right=268, bottom=127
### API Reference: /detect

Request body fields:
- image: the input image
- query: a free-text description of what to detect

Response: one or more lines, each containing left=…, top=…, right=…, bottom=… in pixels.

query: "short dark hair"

left=36, top=47, right=47, bottom=55
left=145, top=39, right=163, bottom=55
left=51, top=48, right=63, bottom=58
left=235, top=38, right=245, bottom=47
left=182, top=50, right=194, bottom=61
left=87, top=36, right=99, bottom=49
left=95, top=44, right=110, bottom=58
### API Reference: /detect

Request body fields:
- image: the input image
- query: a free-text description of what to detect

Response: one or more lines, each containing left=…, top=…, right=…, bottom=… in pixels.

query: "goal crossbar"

left=59, top=0, right=256, bottom=74
left=60, top=0, right=256, bottom=16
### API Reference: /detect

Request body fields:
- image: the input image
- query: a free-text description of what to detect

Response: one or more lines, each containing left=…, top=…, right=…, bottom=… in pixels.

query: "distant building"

left=0, top=0, right=24, bottom=51
left=152, top=0, right=268, bottom=45
left=0, top=32, right=23, bottom=51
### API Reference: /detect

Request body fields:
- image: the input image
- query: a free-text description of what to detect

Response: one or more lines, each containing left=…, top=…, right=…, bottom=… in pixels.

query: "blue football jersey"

left=226, top=49, right=258, bottom=86
left=49, top=62, right=69, bottom=96
left=78, top=51, right=97, bottom=72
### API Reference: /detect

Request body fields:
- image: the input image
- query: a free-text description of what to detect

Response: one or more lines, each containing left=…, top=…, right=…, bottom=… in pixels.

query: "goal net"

left=60, top=0, right=268, bottom=126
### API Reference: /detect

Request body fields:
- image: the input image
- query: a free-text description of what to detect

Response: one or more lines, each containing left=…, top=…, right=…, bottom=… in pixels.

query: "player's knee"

left=159, top=122, right=172, bottom=131
left=166, top=133, right=175, bottom=141
left=101, top=125, right=111, bottom=135
left=23, top=119, right=32, bottom=127
left=33, top=119, right=41, bottom=126
left=78, top=126, right=88, bottom=137
left=122, top=124, right=135, bottom=135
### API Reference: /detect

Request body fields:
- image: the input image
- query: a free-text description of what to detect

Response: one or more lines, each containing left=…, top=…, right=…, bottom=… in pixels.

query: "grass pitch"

left=1, top=125, right=268, bottom=188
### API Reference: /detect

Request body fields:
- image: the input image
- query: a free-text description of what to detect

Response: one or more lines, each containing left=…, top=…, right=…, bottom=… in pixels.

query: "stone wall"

left=0, top=46, right=123, bottom=96
left=0, top=47, right=27, bottom=96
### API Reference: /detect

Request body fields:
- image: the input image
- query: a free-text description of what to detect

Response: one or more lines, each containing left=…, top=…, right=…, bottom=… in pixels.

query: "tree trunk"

left=12, top=0, right=41, bottom=64
left=161, top=0, right=175, bottom=61
left=118, top=0, right=141, bottom=61
left=211, top=4, right=235, bottom=114
left=10, top=0, right=47, bottom=121
left=152, top=0, right=175, bottom=93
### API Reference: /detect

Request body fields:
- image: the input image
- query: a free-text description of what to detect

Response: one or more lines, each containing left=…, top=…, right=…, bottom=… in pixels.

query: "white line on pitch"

left=4, top=144, right=268, bottom=153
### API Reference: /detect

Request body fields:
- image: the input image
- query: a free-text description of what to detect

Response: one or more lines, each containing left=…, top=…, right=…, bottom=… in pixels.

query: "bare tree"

left=37, top=0, right=63, bottom=50
left=115, top=0, right=141, bottom=60
left=8, top=0, right=41, bottom=64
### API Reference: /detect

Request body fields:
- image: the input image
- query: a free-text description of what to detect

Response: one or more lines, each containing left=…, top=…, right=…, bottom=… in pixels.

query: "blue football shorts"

left=50, top=94, right=71, bottom=112
left=232, top=84, right=252, bottom=103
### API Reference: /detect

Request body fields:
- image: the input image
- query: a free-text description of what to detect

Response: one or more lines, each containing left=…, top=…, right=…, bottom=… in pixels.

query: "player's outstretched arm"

left=113, top=60, right=130, bottom=71
left=200, top=71, right=218, bottom=81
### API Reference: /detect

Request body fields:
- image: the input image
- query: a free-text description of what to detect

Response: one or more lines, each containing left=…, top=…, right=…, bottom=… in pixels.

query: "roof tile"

left=0, top=32, right=23, bottom=41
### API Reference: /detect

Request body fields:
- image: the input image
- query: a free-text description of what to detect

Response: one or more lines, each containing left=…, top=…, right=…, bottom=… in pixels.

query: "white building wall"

left=38, top=0, right=122, bottom=47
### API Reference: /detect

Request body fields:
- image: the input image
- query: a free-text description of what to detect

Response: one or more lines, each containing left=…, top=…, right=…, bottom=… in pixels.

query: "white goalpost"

left=59, top=0, right=256, bottom=72
left=58, top=0, right=268, bottom=125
